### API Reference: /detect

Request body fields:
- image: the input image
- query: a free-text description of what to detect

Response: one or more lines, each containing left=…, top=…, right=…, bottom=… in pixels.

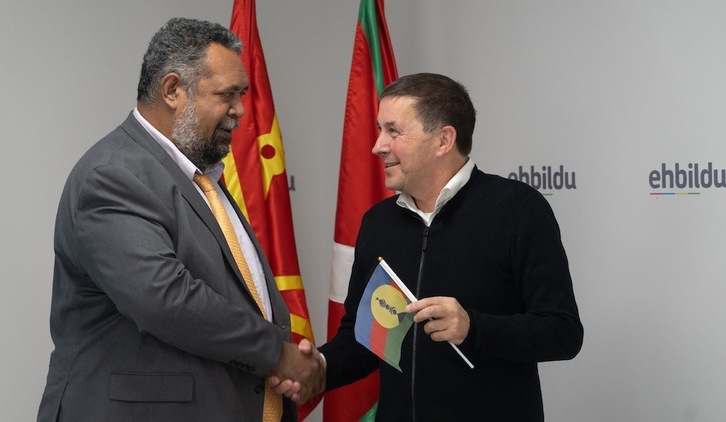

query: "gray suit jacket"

left=38, top=113, right=296, bottom=421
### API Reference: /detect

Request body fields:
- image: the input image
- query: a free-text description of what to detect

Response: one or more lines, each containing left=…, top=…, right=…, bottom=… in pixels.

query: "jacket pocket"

left=109, top=372, right=194, bottom=402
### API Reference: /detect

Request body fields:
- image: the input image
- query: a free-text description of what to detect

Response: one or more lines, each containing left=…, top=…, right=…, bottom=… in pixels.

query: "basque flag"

left=326, top=0, right=397, bottom=418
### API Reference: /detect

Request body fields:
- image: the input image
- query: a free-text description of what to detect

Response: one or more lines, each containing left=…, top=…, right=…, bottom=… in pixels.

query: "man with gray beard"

left=37, top=18, right=322, bottom=422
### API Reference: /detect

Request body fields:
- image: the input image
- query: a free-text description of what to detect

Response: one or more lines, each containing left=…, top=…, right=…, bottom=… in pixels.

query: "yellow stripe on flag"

left=222, top=152, right=250, bottom=221
left=290, top=312, right=314, bottom=341
left=274, top=274, right=303, bottom=291
left=275, top=275, right=313, bottom=338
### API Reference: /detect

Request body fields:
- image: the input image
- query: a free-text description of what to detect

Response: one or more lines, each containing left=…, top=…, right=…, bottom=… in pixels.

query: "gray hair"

left=137, top=18, right=242, bottom=103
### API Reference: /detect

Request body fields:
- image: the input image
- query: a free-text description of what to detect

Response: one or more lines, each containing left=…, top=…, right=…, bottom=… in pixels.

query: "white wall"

left=2, top=1, right=725, bottom=421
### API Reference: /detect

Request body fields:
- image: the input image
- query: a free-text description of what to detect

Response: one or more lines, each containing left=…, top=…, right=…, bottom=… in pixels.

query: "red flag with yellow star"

left=226, top=0, right=319, bottom=418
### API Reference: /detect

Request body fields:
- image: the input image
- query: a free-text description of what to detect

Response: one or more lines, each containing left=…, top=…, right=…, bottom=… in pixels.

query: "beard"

left=171, top=102, right=238, bottom=172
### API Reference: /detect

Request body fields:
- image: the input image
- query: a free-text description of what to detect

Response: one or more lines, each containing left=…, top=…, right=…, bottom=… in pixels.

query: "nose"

left=229, top=94, right=245, bottom=119
left=372, top=132, right=388, bottom=156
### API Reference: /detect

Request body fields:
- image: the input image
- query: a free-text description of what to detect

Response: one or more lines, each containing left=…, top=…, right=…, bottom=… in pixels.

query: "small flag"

left=368, top=259, right=475, bottom=370
left=355, top=260, right=415, bottom=371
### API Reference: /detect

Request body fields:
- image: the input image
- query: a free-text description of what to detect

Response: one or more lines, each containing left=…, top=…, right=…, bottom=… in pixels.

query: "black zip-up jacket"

left=320, top=168, right=583, bottom=421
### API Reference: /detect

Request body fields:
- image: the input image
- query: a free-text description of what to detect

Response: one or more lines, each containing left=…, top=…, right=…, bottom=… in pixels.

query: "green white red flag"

left=326, top=0, right=398, bottom=420
left=226, top=0, right=319, bottom=419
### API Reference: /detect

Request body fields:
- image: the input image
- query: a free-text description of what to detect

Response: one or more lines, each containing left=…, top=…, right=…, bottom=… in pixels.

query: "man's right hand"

left=266, top=339, right=325, bottom=403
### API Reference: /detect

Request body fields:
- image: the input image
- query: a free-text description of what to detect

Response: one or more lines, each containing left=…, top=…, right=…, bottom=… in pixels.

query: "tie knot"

left=193, top=173, right=216, bottom=193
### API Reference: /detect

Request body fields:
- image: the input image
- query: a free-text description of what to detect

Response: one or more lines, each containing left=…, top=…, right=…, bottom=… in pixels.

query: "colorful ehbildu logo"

left=649, top=162, right=726, bottom=196
left=508, top=165, right=577, bottom=195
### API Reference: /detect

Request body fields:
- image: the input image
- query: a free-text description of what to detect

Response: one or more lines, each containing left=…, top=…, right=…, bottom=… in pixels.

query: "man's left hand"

left=406, top=296, right=470, bottom=345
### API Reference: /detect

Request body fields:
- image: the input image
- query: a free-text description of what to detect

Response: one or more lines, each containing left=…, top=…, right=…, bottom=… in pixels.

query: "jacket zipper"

left=411, top=224, right=429, bottom=422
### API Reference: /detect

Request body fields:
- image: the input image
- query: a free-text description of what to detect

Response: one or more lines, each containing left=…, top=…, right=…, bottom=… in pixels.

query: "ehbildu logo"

left=649, top=162, right=726, bottom=195
left=508, top=165, right=577, bottom=193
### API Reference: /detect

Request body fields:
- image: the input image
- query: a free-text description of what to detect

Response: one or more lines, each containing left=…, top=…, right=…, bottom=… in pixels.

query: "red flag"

left=227, top=0, right=319, bottom=419
left=326, top=0, right=398, bottom=420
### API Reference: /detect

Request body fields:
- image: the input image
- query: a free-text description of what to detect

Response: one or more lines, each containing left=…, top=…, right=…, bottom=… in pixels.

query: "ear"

left=435, top=125, right=457, bottom=157
left=159, top=72, right=185, bottom=110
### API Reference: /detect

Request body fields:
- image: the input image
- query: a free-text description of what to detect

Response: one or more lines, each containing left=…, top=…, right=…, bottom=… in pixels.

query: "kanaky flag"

left=355, top=261, right=414, bottom=372
left=326, top=0, right=398, bottom=420
left=226, top=0, right=319, bottom=419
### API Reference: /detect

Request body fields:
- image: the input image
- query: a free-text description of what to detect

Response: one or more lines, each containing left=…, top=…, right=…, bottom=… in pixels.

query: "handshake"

left=266, top=339, right=326, bottom=404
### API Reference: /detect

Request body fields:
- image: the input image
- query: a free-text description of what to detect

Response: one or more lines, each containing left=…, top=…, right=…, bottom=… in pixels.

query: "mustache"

left=217, top=117, right=238, bottom=131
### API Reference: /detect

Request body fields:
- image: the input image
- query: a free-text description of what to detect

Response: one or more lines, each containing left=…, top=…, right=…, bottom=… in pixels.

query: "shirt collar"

left=396, top=158, right=475, bottom=224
